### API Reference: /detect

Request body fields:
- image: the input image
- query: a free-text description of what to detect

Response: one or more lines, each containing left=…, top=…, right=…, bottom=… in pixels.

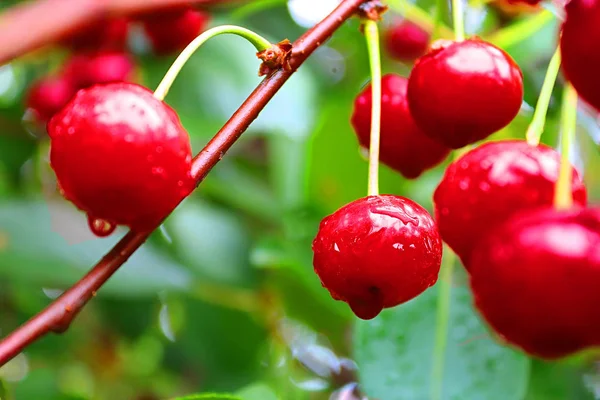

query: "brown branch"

left=0, top=0, right=369, bottom=367
left=0, top=0, right=245, bottom=65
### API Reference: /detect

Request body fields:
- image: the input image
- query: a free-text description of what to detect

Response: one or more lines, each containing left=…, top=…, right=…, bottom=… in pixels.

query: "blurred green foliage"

left=1, top=0, right=600, bottom=399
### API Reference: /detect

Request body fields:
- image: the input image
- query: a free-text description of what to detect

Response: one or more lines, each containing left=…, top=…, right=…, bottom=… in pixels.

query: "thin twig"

left=0, top=0, right=244, bottom=65
left=0, top=0, right=370, bottom=367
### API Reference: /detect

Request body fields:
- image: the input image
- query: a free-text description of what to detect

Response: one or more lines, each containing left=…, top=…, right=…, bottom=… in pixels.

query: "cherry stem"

left=154, top=25, right=272, bottom=101
left=554, top=84, right=577, bottom=210
left=431, top=248, right=456, bottom=400
left=451, top=0, right=466, bottom=41
left=386, top=0, right=454, bottom=38
left=364, top=19, right=382, bottom=197
left=487, top=10, right=554, bottom=49
left=526, top=47, right=562, bottom=146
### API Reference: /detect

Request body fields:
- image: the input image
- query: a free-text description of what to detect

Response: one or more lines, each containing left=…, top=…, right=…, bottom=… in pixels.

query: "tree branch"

left=0, top=0, right=369, bottom=367
left=0, top=0, right=245, bottom=65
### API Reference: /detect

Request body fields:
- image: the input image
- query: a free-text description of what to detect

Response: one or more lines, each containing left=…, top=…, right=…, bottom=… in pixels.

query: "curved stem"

left=452, top=0, right=465, bottom=41
left=364, top=19, right=382, bottom=197
left=526, top=47, right=562, bottom=146
left=431, top=248, right=456, bottom=400
left=554, top=84, right=577, bottom=210
left=154, top=25, right=272, bottom=101
left=486, top=10, right=554, bottom=49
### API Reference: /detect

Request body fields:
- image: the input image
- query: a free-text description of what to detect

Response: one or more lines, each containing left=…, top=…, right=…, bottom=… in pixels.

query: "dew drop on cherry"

left=87, top=215, right=116, bottom=237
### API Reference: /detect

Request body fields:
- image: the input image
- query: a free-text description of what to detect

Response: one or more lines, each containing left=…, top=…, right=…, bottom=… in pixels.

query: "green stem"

left=433, top=0, right=448, bottom=39
left=154, top=25, right=272, bottom=101
left=229, top=0, right=286, bottom=21
left=387, top=0, right=454, bottom=38
left=431, top=248, right=456, bottom=400
left=554, top=84, right=578, bottom=210
left=486, top=10, right=554, bottom=49
left=526, top=47, right=561, bottom=146
left=452, top=0, right=466, bottom=41
left=364, top=19, right=382, bottom=197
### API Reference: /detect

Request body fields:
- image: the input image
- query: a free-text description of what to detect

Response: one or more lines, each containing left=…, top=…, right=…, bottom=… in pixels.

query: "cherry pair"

left=60, top=5, right=210, bottom=55
left=353, top=37, right=524, bottom=181
left=435, top=139, right=600, bottom=359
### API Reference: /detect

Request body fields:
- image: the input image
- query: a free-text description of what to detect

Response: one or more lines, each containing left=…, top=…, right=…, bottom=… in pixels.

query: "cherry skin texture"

left=141, top=7, right=210, bottom=54
left=63, top=51, right=135, bottom=89
left=470, top=207, right=600, bottom=359
left=561, top=0, right=600, bottom=112
left=384, top=21, right=430, bottom=62
left=351, top=74, right=451, bottom=179
left=434, top=140, right=587, bottom=267
left=407, top=38, right=524, bottom=149
left=61, top=18, right=129, bottom=51
left=312, top=195, right=443, bottom=320
left=26, top=76, right=76, bottom=122
left=47, top=82, right=195, bottom=232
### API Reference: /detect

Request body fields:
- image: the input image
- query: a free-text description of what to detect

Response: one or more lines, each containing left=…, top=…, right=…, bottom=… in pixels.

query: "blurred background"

left=1, top=0, right=600, bottom=399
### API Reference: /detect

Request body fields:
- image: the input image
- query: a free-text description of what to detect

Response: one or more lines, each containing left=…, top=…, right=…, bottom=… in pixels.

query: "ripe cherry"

left=63, top=51, right=135, bottom=89
left=470, top=207, right=600, bottom=359
left=25, top=76, right=76, bottom=122
left=140, top=7, right=210, bottom=54
left=60, top=17, right=129, bottom=51
left=47, top=82, right=195, bottom=233
left=384, top=20, right=430, bottom=63
left=312, top=195, right=443, bottom=320
left=434, top=140, right=587, bottom=266
left=407, top=38, right=524, bottom=149
left=561, top=0, right=600, bottom=112
left=351, top=74, right=451, bottom=179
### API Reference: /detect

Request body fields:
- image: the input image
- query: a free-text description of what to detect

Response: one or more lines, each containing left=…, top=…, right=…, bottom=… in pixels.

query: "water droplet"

left=146, top=154, right=155, bottom=162
left=441, top=207, right=450, bottom=216
left=459, top=179, right=470, bottom=190
left=151, top=166, right=166, bottom=178
left=460, top=161, right=469, bottom=170
left=67, top=127, right=75, bottom=135
left=393, top=243, right=404, bottom=250
left=124, top=134, right=134, bottom=143
left=87, top=216, right=116, bottom=237
left=156, top=146, right=163, bottom=153
left=479, top=181, right=491, bottom=192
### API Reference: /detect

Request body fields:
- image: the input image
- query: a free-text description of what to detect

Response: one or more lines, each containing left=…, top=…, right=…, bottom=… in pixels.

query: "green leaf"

left=355, top=283, right=531, bottom=400
left=236, top=382, right=279, bottom=400
left=0, top=199, right=192, bottom=296
left=171, top=394, right=242, bottom=400
left=165, top=198, right=256, bottom=287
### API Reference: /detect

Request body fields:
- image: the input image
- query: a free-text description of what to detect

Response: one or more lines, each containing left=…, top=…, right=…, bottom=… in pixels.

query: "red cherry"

left=384, top=20, right=430, bottom=62
left=47, top=82, right=195, bottom=232
left=561, top=0, right=600, bottom=112
left=63, top=51, right=135, bottom=89
left=25, top=75, right=77, bottom=122
left=312, top=195, right=443, bottom=320
left=141, top=7, right=210, bottom=54
left=470, top=207, right=600, bottom=359
left=407, top=38, right=524, bottom=149
left=434, top=140, right=587, bottom=266
left=351, top=74, right=451, bottom=179
left=60, top=18, right=129, bottom=51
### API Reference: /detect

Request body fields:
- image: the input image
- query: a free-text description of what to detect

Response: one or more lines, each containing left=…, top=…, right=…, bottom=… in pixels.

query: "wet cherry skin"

left=407, top=38, right=524, bottom=149
left=470, top=207, right=600, bottom=359
left=60, top=18, right=129, bottom=51
left=561, top=0, right=600, bottom=112
left=384, top=21, right=430, bottom=62
left=63, top=51, right=135, bottom=90
left=434, top=140, right=587, bottom=267
left=26, top=76, right=76, bottom=122
left=47, top=82, right=195, bottom=232
left=312, top=195, right=443, bottom=320
left=140, top=7, right=210, bottom=54
left=351, top=74, right=451, bottom=179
